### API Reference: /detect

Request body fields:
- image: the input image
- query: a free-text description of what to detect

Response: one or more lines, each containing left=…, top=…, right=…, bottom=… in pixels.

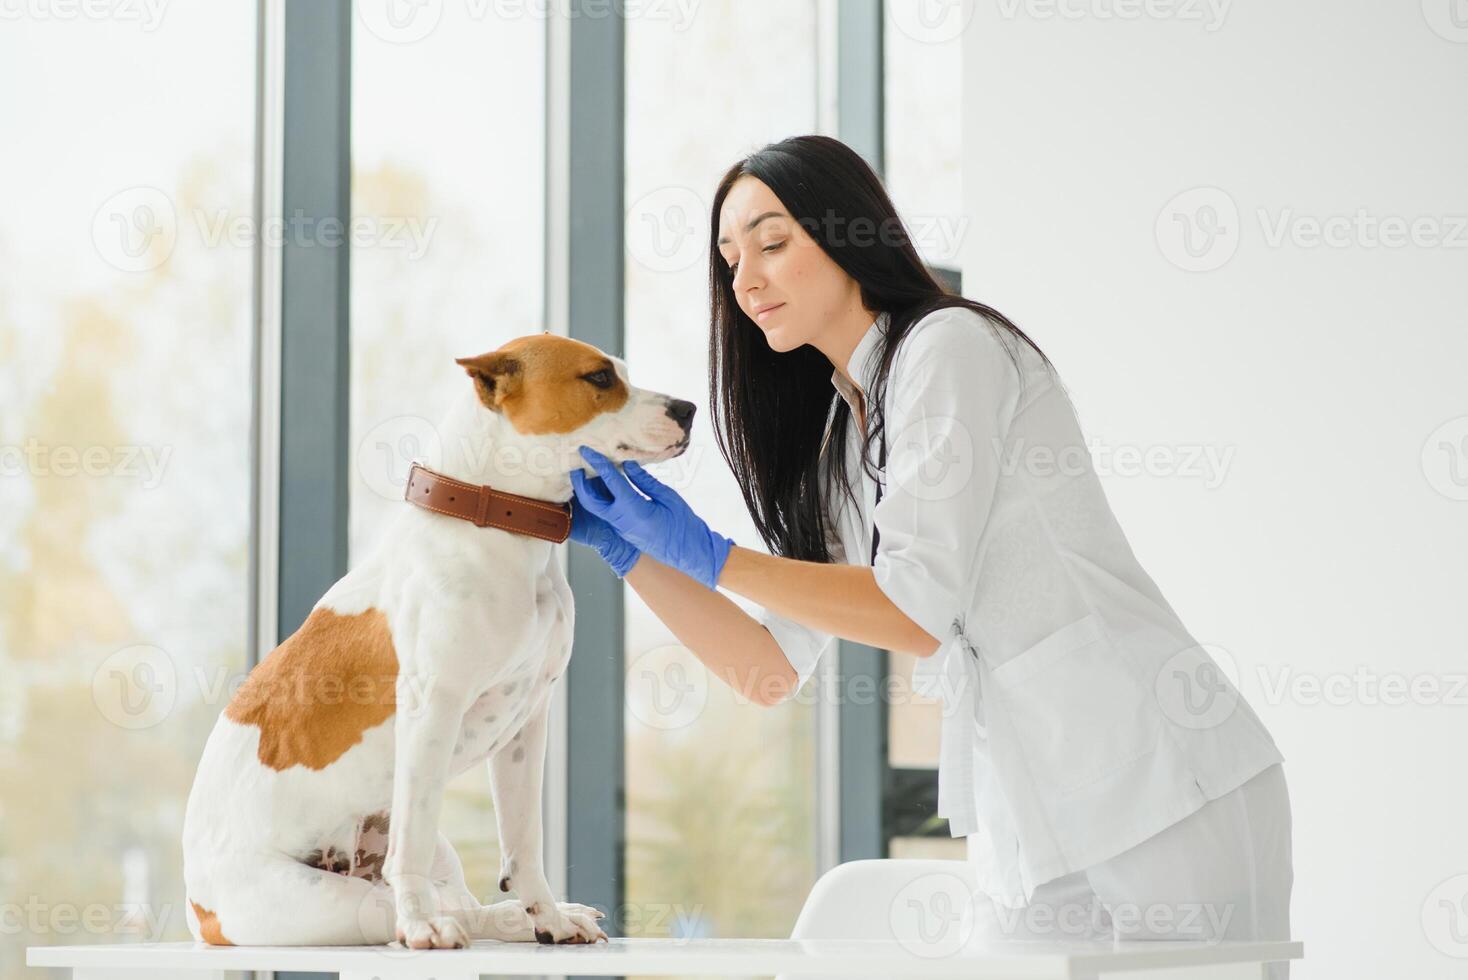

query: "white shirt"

left=757, top=306, right=1284, bottom=907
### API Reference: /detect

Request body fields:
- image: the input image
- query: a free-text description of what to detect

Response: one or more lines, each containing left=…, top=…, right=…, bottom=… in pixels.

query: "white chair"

left=778, top=858, right=988, bottom=980
left=785, top=859, right=1301, bottom=980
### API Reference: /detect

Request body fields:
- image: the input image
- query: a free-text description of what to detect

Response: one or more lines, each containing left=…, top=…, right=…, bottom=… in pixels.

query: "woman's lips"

left=755, top=303, right=785, bottom=322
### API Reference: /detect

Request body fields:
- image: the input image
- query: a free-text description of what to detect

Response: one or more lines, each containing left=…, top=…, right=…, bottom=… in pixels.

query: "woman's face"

left=716, top=175, right=861, bottom=353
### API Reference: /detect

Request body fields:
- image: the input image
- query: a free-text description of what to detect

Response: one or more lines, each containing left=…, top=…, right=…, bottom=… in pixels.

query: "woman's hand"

left=567, top=472, right=643, bottom=578
left=571, top=445, right=734, bottom=590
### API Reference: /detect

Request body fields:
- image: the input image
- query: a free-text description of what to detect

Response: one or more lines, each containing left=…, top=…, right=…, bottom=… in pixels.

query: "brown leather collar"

left=403, top=462, right=572, bottom=544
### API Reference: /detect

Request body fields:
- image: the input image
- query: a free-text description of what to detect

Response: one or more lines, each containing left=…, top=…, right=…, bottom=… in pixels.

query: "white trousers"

left=967, top=763, right=1294, bottom=980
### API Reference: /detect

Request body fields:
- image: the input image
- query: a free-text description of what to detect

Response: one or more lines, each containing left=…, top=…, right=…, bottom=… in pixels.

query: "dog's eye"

left=583, top=370, right=613, bottom=389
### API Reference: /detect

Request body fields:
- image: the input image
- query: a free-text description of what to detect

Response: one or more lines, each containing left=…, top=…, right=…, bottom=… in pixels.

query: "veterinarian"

left=568, top=134, right=1293, bottom=970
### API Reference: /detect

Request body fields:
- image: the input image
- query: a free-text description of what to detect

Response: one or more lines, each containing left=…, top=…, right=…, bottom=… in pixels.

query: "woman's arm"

left=574, top=447, right=944, bottom=702
left=716, top=546, right=942, bottom=660
left=623, top=552, right=799, bottom=707
left=622, top=544, right=943, bottom=707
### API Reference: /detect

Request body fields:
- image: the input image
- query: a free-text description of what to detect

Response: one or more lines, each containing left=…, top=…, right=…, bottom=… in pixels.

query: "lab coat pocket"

left=987, top=613, right=1156, bottom=796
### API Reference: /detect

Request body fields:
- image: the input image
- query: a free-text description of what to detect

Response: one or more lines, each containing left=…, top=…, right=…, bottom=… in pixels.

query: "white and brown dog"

left=182, top=333, right=693, bottom=949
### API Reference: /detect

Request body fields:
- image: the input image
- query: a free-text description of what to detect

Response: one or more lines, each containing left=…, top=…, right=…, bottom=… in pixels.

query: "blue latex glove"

left=567, top=472, right=643, bottom=578
left=571, top=445, right=734, bottom=590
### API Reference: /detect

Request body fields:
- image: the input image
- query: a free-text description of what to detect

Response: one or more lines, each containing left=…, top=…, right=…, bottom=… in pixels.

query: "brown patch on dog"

left=304, top=846, right=351, bottom=875
left=190, top=900, right=234, bottom=946
left=224, top=607, right=398, bottom=771
left=350, top=810, right=390, bottom=883
left=455, top=334, right=629, bottom=435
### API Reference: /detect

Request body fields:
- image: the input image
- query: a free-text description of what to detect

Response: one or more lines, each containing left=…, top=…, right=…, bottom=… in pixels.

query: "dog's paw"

left=395, top=913, right=469, bottom=949
left=557, top=901, right=606, bottom=921
left=526, top=902, right=608, bottom=944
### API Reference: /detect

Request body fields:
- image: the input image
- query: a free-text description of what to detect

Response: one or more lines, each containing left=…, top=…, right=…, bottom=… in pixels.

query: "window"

left=623, top=0, right=825, bottom=942
left=883, top=0, right=965, bottom=273
left=882, top=0, right=966, bottom=859
left=0, top=6, right=255, bottom=974
left=349, top=0, right=547, bottom=898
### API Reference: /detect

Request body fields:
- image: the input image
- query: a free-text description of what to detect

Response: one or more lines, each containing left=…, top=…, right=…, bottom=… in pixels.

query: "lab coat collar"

left=829, top=310, right=890, bottom=409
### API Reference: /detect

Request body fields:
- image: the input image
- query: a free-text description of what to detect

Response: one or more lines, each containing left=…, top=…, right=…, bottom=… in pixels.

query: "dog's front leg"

left=490, top=694, right=607, bottom=944
left=383, top=670, right=471, bottom=949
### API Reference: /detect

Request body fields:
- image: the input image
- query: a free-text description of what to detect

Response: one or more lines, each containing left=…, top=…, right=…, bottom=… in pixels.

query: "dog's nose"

left=665, top=399, right=696, bottom=430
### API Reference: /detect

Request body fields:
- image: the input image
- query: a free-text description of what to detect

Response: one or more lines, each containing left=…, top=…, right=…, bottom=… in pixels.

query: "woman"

left=569, top=134, right=1292, bottom=967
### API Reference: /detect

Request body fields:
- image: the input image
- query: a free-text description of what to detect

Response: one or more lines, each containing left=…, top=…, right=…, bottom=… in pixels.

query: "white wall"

left=958, top=2, right=1467, bottom=977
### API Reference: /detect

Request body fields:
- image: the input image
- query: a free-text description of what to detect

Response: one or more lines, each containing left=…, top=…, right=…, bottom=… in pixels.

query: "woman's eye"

left=728, top=242, right=781, bottom=276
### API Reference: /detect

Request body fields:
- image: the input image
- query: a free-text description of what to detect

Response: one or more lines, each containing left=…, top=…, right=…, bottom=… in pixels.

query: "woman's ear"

left=454, top=351, right=522, bottom=412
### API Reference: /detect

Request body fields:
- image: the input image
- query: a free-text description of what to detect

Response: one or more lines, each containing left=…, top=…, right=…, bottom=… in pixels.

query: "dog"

left=182, top=332, right=694, bottom=949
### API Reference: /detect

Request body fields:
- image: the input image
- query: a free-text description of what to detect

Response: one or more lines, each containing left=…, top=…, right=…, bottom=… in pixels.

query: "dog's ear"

left=455, top=351, right=522, bottom=412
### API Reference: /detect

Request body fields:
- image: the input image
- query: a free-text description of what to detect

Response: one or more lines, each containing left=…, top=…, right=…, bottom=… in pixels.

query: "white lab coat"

left=758, top=306, right=1284, bottom=908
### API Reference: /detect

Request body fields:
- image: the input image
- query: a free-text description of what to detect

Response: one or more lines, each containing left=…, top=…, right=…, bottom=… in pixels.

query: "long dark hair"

left=707, top=134, right=1055, bottom=565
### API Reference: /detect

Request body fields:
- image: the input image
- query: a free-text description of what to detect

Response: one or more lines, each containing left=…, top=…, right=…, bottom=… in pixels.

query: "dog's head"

left=455, top=334, right=693, bottom=468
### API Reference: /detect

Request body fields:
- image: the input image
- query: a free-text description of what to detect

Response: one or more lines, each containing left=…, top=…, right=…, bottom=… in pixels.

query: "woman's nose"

left=733, top=259, right=761, bottom=292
